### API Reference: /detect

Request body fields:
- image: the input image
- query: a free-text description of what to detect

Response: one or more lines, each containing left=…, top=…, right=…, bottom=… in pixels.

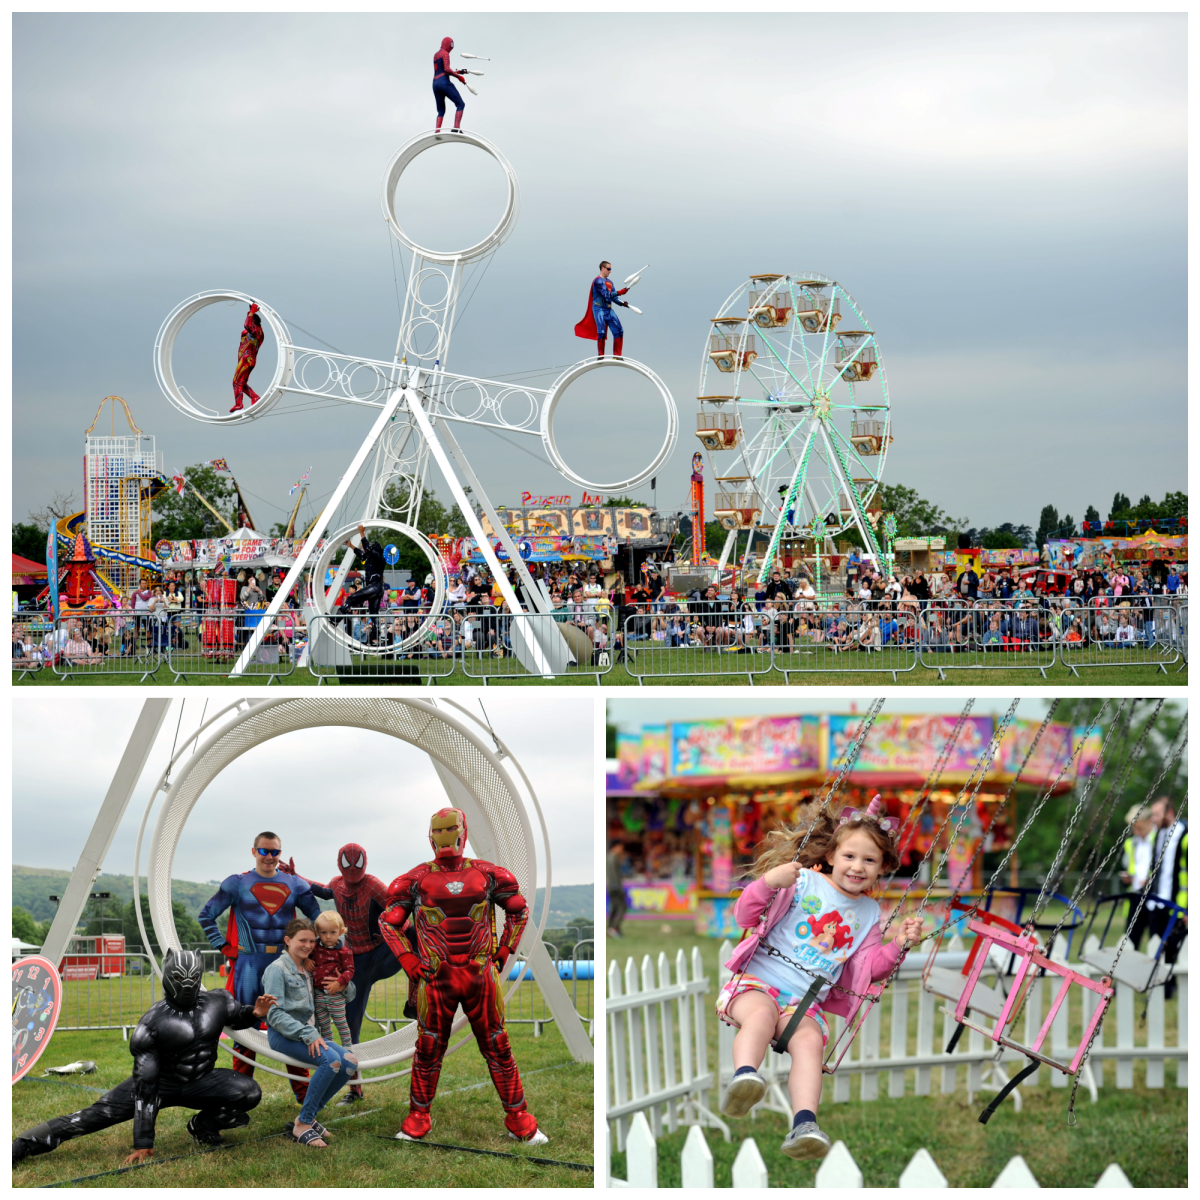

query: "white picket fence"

left=606, top=1113, right=1136, bottom=1187
left=606, top=934, right=1187, bottom=1156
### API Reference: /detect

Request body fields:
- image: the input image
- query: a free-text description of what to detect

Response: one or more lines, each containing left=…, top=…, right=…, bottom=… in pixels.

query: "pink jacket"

left=722, top=873, right=904, bottom=1021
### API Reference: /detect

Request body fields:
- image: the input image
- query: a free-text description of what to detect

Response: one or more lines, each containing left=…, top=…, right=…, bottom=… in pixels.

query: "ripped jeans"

left=267, top=1027, right=356, bottom=1126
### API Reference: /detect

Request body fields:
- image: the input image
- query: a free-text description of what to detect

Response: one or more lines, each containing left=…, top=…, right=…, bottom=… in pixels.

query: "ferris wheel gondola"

left=696, top=273, right=892, bottom=584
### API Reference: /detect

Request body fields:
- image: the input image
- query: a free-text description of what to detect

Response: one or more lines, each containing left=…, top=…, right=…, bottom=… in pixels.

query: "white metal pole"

left=229, top=382, right=410, bottom=675
left=41, top=699, right=172, bottom=966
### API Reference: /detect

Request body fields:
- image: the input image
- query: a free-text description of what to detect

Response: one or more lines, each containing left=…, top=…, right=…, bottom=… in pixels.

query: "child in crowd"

left=311, top=911, right=360, bottom=1098
left=716, top=796, right=922, bottom=1161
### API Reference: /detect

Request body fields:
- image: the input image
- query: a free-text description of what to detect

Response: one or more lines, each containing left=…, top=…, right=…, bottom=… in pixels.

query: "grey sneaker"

left=720, top=1069, right=767, bottom=1117
left=781, top=1120, right=832, bottom=1160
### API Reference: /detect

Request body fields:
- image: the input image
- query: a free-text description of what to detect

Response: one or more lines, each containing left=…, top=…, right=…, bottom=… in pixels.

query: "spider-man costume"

left=379, top=807, right=542, bottom=1142
left=294, top=842, right=400, bottom=1102
left=231, top=304, right=264, bottom=412
left=198, top=866, right=321, bottom=1099
left=574, top=272, right=629, bottom=358
left=433, top=36, right=466, bottom=133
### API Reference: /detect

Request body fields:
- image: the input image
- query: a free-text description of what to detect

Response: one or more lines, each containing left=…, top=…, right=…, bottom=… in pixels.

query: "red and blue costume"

left=379, top=807, right=540, bottom=1142
left=433, top=36, right=466, bottom=132
left=574, top=272, right=629, bottom=358
left=198, top=867, right=321, bottom=1099
left=231, top=304, right=264, bottom=412
left=294, top=843, right=400, bottom=1101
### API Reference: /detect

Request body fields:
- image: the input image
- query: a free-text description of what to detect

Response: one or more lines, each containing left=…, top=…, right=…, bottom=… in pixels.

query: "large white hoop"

left=137, top=698, right=548, bottom=1075
left=541, top=357, right=679, bottom=492
left=310, top=521, right=448, bottom=654
left=381, top=131, right=520, bottom=265
left=154, top=290, right=294, bottom=425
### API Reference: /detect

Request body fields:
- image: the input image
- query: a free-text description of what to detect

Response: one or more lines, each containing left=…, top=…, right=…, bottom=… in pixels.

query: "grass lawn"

left=605, top=918, right=1187, bottom=1188
left=12, top=660, right=1187, bottom=687
left=13, top=972, right=593, bottom=1189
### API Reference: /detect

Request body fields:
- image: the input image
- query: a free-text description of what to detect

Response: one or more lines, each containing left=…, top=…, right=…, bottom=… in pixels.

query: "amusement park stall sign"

left=430, top=534, right=612, bottom=570
left=669, top=716, right=821, bottom=778
left=829, top=713, right=992, bottom=778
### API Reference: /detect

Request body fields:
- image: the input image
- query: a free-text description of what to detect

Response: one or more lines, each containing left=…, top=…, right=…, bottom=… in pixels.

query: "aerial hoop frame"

left=381, top=130, right=521, bottom=265
left=133, top=698, right=552, bottom=1078
left=154, top=291, right=295, bottom=425
left=541, top=357, right=679, bottom=492
left=310, top=520, right=448, bottom=654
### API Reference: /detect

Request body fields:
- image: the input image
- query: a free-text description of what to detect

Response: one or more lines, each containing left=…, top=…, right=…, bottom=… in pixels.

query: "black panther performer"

left=12, top=950, right=276, bottom=1167
left=338, top=523, right=387, bottom=617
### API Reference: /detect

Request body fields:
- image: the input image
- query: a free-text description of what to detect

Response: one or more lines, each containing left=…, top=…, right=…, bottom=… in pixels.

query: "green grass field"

left=12, top=971, right=594, bottom=1189
left=12, top=660, right=1187, bottom=687
left=605, top=919, right=1186, bottom=1188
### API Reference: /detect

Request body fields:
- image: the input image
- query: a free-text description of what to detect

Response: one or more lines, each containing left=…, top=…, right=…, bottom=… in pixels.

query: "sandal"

left=283, top=1121, right=332, bottom=1140
left=291, top=1126, right=328, bottom=1148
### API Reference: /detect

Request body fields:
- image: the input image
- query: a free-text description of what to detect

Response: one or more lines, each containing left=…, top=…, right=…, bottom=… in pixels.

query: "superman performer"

left=433, top=36, right=466, bottom=133
left=574, top=261, right=630, bottom=359
left=231, top=303, right=265, bottom=413
left=289, top=842, right=399, bottom=1104
left=378, top=807, right=545, bottom=1144
left=198, top=831, right=321, bottom=1100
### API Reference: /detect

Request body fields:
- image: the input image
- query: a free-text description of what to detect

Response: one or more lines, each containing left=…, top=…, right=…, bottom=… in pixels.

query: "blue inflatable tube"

left=506, top=960, right=595, bottom=982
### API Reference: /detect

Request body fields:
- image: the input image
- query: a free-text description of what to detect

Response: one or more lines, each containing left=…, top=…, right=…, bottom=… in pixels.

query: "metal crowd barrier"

left=572, top=939, right=595, bottom=1037
left=774, top=599, right=919, bottom=682
left=56, top=952, right=161, bottom=1036
left=165, top=610, right=298, bottom=682
left=506, top=941, right=560, bottom=1036
left=460, top=607, right=615, bottom=685
left=917, top=602, right=1057, bottom=679
left=622, top=608, right=776, bottom=685
left=1058, top=597, right=1185, bottom=676
left=307, top=611, right=458, bottom=685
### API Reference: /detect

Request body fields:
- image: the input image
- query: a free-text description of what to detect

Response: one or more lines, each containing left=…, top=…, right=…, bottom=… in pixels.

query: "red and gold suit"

left=231, top=304, right=264, bottom=412
left=379, top=808, right=539, bottom=1141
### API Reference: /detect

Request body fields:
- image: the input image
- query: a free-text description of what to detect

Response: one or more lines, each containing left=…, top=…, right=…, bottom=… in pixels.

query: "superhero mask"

left=338, top=842, right=368, bottom=885
left=429, top=807, right=468, bottom=860
left=162, top=949, right=204, bottom=1011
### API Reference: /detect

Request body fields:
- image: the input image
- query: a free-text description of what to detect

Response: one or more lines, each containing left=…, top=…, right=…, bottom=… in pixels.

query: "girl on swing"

left=716, top=795, right=923, bottom=1160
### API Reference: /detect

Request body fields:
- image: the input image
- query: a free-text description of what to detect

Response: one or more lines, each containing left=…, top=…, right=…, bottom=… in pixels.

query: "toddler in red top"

left=312, top=912, right=358, bottom=1085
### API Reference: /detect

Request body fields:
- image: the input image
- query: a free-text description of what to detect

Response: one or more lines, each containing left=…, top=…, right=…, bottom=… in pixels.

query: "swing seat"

left=954, top=920, right=1114, bottom=1077
left=1080, top=942, right=1167, bottom=993
left=926, top=967, right=1009, bottom=1019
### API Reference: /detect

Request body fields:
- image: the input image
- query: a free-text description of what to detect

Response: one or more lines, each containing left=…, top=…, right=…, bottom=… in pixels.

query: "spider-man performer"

left=574, top=261, right=630, bottom=359
left=339, top=524, right=387, bottom=619
left=231, top=303, right=265, bottom=413
left=289, top=842, right=400, bottom=1104
left=379, top=807, right=545, bottom=1144
left=433, top=36, right=466, bottom=133
left=198, top=831, right=321, bottom=1101
left=13, top=950, right=275, bottom=1166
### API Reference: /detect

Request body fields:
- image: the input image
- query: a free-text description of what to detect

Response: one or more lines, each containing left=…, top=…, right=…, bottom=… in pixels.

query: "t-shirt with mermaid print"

left=746, top=868, right=880, bottom=1002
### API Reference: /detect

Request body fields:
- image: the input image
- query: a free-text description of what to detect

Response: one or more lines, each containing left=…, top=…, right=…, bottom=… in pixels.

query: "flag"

left=289, top=467, right=312, bottom=497
left=209, top=459, right=230, bottom=472
left=172, top=471, right=186, bottom=496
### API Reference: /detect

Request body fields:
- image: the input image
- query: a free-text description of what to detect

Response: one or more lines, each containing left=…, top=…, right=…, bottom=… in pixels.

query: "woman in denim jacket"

left=262, top=917, right=358, bottom=1148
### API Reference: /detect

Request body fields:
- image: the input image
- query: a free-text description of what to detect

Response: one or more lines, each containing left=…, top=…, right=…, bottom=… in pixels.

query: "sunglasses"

left=254, top=847, right=281, bottom=857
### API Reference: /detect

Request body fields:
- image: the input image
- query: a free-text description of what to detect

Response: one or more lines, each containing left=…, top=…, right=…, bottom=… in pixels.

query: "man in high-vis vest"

left=1148, top=795, right=1188, bottom=998
left=1119, top=805, right=1156, bottom=944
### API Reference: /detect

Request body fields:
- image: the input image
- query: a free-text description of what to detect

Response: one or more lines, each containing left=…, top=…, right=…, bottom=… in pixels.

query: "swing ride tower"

left=153, top=129, right=678, bottom=676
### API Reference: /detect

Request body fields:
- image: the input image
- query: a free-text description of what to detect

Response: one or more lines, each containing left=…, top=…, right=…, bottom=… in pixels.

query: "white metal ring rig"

left=131, top=697, right=593, bottom=1079
left=153, top=128, right=679, bottom=676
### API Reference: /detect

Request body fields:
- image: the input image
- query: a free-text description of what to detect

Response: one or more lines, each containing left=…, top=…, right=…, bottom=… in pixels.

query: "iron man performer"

left=379, top=807, right=545, bottom=1144
left=230, top=303, right=264, bottom=413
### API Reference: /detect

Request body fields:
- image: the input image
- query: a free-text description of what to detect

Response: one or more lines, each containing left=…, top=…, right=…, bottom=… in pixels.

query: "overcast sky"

left=13, top=694, right=595, bottom=889
left=13, top=13, right=1185, bottom=538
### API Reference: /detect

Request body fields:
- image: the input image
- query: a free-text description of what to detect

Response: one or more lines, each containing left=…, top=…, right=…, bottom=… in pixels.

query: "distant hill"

left=15, top=866, right=594, bottom=929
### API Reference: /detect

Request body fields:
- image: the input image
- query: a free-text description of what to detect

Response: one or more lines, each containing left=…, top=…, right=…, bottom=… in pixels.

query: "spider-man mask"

left=429, top=808, right=468, bottom=860
left=338, top=842, right=368, bottom=885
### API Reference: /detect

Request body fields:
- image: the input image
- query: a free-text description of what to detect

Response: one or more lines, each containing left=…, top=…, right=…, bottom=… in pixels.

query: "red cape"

left=574, top=283, right=598, bottom=339
left=223, top=911, right=237, bottom=994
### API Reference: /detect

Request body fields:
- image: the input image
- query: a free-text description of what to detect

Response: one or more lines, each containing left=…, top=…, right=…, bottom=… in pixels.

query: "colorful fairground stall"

left=607, top=712, right=1100, bottom=939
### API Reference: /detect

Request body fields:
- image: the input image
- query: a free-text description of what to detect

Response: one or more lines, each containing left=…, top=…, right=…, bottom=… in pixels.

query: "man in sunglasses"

left=573, top=260, right=631, bottom=359
left=198, top=832, right=322, bottom=1100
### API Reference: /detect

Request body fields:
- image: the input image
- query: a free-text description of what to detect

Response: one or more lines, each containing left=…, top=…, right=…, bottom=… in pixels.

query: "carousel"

left=607, top=711, right=1099, bottom=938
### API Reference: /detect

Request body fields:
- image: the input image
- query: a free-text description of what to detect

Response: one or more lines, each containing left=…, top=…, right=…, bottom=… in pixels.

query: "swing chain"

left=1028, top=699, right=1131, bottom=925
left=879, top=699, right=976, bottom=892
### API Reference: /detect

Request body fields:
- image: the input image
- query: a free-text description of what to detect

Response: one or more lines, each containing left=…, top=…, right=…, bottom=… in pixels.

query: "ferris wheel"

left=695, top=273, right=892, bottom=582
